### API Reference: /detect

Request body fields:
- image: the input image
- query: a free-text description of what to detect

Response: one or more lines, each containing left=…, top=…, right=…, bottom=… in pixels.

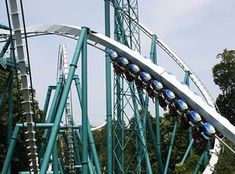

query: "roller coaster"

left=0, top=0, right=235, bottom=174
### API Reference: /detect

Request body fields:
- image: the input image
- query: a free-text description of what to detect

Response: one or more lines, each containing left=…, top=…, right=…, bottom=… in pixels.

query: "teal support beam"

left=73, top=75, right=82, bottom=102
left=0, top=37, right=12, bottom=58
left=143, top=96, right=149, bottom=130
left=74, top=75, right=102, bottom=174
left=130, top=85, right=153, bottom=174
left=164, top=121, right=177, bottom=174
left=155, top=99, right=164, bottom=173
left=46, top=77, right=64, bottom=123
left=0, top=23, right=10, bottom=30
left=42, top=86, right=56, bottom=122
left=87, top=156, right=96, bottom=174
left=52, top=140, right=59, bottom=174
left=7, top=72, right=13, bottom=146
left=87, top=123, right=102, bottom=174
left=150, top=34, right=164, bottom=173
left=146, top=108, right=165, bottom=174
left=114, top=76, right=124, bottom=173
left=81, top=27, right=88, bottom=174
left=39, top=77, right=63, bottom=158
left=150, top=34, right=157, bottom=64
left=1, top=125, right=20, bottom=174
left=193, top=151, right=207, bottom=174
left=143, top=95, right=150, bottom=173
left=76, top=126, right=95, bottom=174
left=184, top=71, right=190, bottom=86
left=72, top=130, right=81, bottom=169
left=6, top=71, right=13, bottom=174
left=73, top=127, right=82, bottom=173
left=40, top=27, right=87, bottom=174
left=104, top=0, right=113, bottom=173
left=184, top=71, right=193, bottom=156
left=180, top=139, right=194, bottom=164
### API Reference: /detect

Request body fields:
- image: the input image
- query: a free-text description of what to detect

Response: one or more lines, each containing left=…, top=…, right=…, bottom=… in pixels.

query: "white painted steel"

left=22, top=24, right=235, bottom=145
left=1, top=24, right=234, bottom=174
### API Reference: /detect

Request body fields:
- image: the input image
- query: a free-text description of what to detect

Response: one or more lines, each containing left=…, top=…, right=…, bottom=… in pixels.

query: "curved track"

left=1, top=24, right=235, bottom=173
left=2, top=24, right=233, bottom=143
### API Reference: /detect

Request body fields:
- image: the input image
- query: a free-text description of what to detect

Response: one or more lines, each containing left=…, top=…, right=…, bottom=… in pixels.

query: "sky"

left=0, top=0, right=235, bottom=125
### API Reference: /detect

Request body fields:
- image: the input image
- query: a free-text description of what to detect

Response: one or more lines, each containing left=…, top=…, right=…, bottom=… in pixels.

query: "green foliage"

left=214, top=140, right=235, bottom=174
left=93, top=111, right=210, bottom=173
left=0, top=69, right=43, bottom=172
left=212, top=49, right=235, bottom=124
left=212, top=49, right=235, bottom=173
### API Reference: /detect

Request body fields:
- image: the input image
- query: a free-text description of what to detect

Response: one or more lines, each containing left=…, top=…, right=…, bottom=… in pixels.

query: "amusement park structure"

left=0, top=0, right=235, bottom=174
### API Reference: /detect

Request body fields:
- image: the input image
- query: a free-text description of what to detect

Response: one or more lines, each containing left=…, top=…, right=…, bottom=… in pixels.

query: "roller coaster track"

left=57, top=44, right=75, bottom=173
left=1, top=24, right=235, bottom=173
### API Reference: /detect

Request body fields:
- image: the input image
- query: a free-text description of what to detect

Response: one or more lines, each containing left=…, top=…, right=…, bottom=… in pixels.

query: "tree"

left=212, top=49, right=235, bottom=173
left=0, top=69, right=43, bottom=172
left=212, top=49, right=235, bottom=124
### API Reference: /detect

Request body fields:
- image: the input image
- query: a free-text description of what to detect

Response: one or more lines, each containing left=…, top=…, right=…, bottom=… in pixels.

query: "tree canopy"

left=0, top=69, right=43, bottom=172
left=212, top=49, right=235, bottom=173
left=212, top=49, right=235, bottom=124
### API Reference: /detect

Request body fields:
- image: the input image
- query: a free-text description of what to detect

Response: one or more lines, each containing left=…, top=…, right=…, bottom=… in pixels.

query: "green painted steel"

left=164, top=121, right=178, bottom=174
left=193, top=151, right=207, bottom=174
left=184, top=71, right=193, bottom=156
left=105, top=0, right=113, bottom=173
left=72, top=127, right=81, bottom=169
left=150, top=34, right=164, bottom=173
left=52, top=140, right=59, bottom=173
left=74, top=75, right=102, bottom=174
left=1, top=125, right=20, bottom=174
left=150, top=34, right=157, bottom=64
left=81, top=27, right=88, bottom=174
left=7, top=73, right=13, bottom=174
left=0, top=37, right=12, bottom=58
left=130, top=85, right=153, bottom=174
left=117, top=77, right=125, bottom=173
left=39, top=76, right=64, bottom=159
left=46, top=77, right=64, bottom=123
left=42, top=86, right=56, bottom=122
left=6, top=73, right=13, bottom=174
left=40, top=27, right=87, bottom=174
left=180, top=139, right=195, bottom=164
left=112, top=1, right=148, bottom=173
left=7, top=72, right=13, bottom=148
left=0, top=23, right=10, bottom=30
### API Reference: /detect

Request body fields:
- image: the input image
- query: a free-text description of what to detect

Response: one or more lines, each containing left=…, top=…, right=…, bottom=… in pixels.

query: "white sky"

left=0, top=0, right=234, bottom=125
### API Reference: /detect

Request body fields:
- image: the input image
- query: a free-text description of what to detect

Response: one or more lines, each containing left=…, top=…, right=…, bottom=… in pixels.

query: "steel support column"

left=104, top=0, right=113, bottom=173
left=42, top=86, right=56, bottom=122
left=150, top=33, right=164, bottom=173
left=164, top=121, right=177, bottom=174
left=130, top=85, right=153, bottom=174
left=40, top=27, right=87, bottom=174
left=1, top=125, right=20, bottom=174
left=184, top=71, right=193, bottom=156
left=81, top=27, right=88, bottom=174
left=39, top=76, right=63, bottom=159
left=52, top=140, right=59, bottom=173
left=6, top=71, right=13, bottom=174
left=74, top=75, right=102, bottom=174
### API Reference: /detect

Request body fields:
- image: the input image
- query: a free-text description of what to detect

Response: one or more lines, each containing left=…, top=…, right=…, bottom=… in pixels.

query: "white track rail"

left=1, top=24, right=234, bottom=171
left=7, top=1, right=39, bottom=173
left=57, top=44, right=75, bottom=173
